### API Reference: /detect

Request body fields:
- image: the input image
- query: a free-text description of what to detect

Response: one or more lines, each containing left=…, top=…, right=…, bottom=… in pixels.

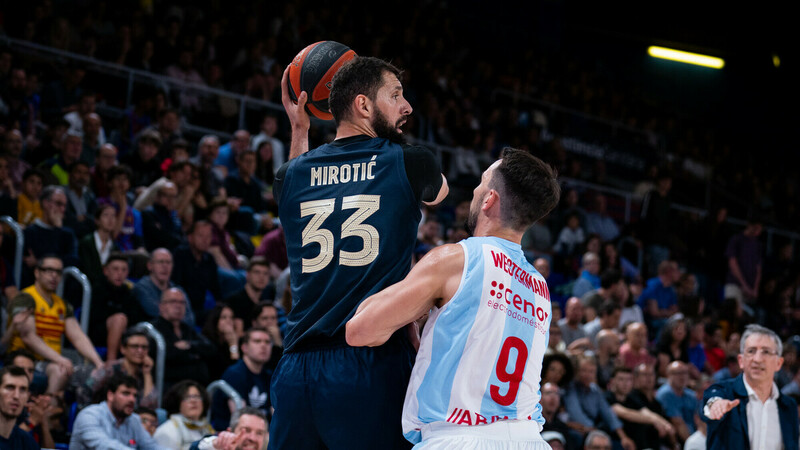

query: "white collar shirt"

left=743, top=376, right=782, bottom=450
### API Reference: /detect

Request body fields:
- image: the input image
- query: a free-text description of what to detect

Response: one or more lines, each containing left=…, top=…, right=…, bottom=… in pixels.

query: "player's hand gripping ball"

left=288, top=41, right=357, bottom=121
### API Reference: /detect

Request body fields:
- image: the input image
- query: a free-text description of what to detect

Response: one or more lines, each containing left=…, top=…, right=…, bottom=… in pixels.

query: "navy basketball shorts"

left=268, top=335, right=415, bottom=449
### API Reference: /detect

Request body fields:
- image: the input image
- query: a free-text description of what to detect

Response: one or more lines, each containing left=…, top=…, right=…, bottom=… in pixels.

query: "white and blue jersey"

left=402, top=236, right=552, bottom=444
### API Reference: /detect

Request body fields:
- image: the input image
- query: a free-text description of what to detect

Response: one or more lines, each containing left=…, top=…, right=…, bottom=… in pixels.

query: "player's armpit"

left=346, top=243, right=464, bottom=347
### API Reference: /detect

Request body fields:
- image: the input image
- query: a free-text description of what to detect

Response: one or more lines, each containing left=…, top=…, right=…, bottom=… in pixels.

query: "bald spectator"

left=132, top=248, right=195, bottom=326
left=573, top=252, right=602, bottom=298
left=63, top=92, right=106, bottom=146
left=656, top=361, right=699, bottom=444
left=559, top=297, right=588, bottom=347
left=150, top=288, right=215, bottom=388
left=618, top=322, right=656, bottom=370
left=141, top=181, right=184, bottom=251
left=595, top=329, right=621, bottom=389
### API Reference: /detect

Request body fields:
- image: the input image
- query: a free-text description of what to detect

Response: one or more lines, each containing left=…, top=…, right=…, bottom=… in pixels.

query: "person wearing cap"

left=541, top=430, right=566, bottom=450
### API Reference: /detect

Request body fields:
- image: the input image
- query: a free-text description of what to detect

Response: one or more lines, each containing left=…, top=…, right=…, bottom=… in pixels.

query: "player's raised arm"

left=281, top=66, right=310, bottom=160
left=346, top=243, right=464, bottom=347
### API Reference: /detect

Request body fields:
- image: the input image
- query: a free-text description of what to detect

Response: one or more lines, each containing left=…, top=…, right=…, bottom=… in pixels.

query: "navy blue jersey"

left=275, top=135, right=441, bottom=351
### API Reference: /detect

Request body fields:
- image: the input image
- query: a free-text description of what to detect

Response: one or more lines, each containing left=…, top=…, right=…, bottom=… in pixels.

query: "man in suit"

left=703, top=323, right=799, bottom=450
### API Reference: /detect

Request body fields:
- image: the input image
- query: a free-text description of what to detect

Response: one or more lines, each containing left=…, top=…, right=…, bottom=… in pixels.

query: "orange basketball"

left=288, top=41, right=357, bottom=121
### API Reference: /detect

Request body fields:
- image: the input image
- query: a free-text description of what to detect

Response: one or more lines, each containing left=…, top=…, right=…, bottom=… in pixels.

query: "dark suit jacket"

left=703, top=373, right=798, bottom=450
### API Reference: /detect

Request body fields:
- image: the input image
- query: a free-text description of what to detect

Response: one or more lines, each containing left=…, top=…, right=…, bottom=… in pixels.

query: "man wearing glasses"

left=6, top=255, right=104, bottom=395
left=87, top=328, right=157, bottom=409
left=703, top=323, right=799, bottom=450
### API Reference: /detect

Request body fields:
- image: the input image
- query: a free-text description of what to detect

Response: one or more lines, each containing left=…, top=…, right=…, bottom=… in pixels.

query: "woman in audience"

left=655, top=316, right=692, bottom=378
left=542, top=352, right=574, bottom=392
left=202, top=302, right=241, bottom=381
left=154, top=380, right=215, bottom=450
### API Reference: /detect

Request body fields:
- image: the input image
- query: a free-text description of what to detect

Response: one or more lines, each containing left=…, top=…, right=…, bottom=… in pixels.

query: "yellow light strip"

left=648, top=46, right=725, bottom=69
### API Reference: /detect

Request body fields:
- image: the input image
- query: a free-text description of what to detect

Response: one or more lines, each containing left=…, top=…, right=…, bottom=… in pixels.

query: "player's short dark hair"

left=106, top=372, right=138, bottom=394
left=329, top=56, right=402, bottom=126
left=489, top=148, right=560, bottom=231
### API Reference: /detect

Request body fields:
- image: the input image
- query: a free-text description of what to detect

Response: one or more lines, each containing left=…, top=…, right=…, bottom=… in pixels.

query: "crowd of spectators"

left=0, top=1, right=798, bottom=449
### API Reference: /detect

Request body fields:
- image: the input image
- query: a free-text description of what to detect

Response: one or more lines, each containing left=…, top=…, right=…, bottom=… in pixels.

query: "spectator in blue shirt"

left=572, top=252, right=602, bottom=298
left=69, top=372, right=166, bottom=449
left=656, top=361, right=699, bottom=445
left=637, top=259, right=680, bottom=339
left=564, top=353, right=636, bottom=450
left=584, top=193, right=620, bottom=242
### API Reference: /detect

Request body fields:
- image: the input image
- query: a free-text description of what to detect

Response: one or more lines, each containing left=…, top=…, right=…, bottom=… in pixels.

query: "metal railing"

left=206, top=379, right=245, bottom=423
left=0, top=216, right=23, bottom=287
left=134, top=321, right=166, bottom=408
left=56, top=267, right=92, bottom=334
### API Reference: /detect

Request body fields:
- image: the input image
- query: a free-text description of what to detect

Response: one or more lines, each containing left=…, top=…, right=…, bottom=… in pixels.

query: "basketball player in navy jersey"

left=348, top=149, right=560, bottom=449
left=268, top=57, right=448, bottom=449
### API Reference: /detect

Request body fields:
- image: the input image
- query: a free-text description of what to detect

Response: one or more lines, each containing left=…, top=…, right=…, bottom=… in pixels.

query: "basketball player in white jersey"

left=347, top=148, right=561, bottom=449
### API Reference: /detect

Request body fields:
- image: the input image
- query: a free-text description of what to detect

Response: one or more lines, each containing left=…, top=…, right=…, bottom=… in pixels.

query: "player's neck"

left=335, top=121, right=376, bottom=141
left=472, top=222, right=522, bottom=245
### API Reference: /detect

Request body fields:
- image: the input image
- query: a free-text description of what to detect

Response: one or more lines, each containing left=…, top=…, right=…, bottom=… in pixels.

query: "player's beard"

left=372, top=107, right=406, bottom=144
left=466, top=201, right=479, bottom=236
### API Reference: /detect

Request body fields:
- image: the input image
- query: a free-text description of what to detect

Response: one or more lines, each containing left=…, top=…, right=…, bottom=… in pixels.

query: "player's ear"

left=483, top=189, right=498, bottom=211
left=354, top=94, right=371, bottom=118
